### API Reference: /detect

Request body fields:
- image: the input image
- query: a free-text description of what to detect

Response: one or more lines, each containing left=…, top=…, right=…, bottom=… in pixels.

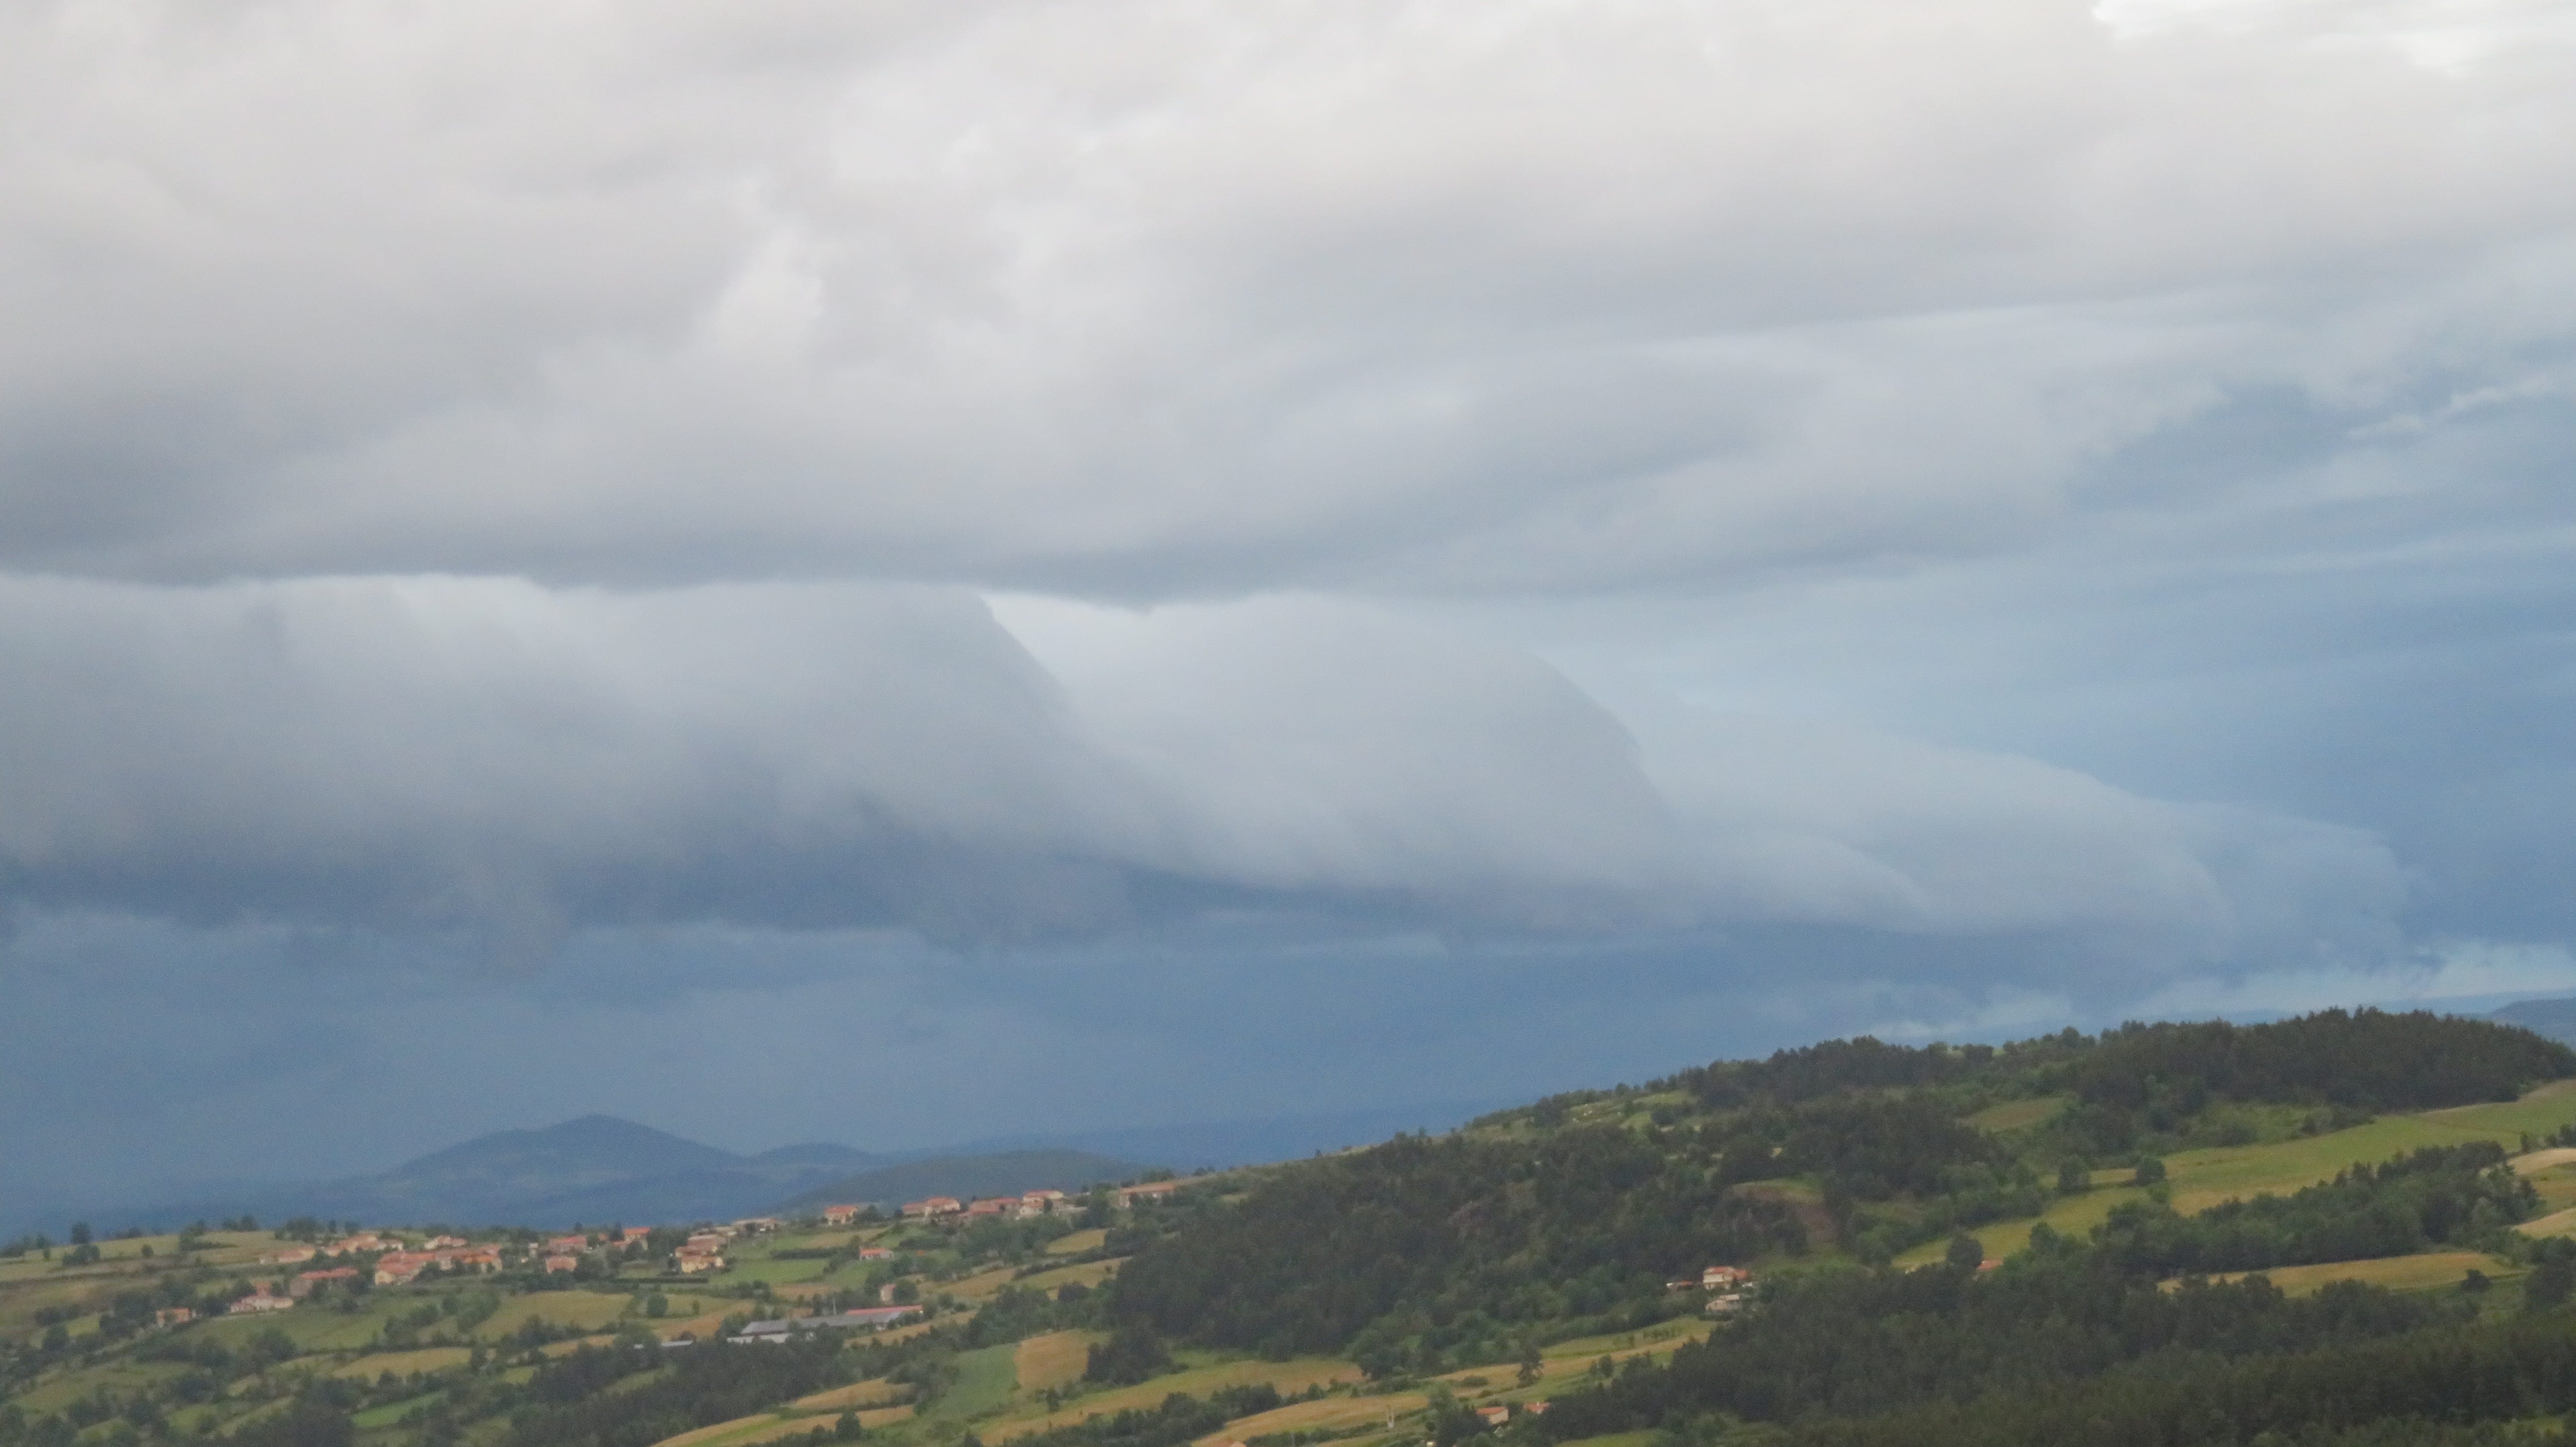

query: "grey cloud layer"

left=4, top=0, right=2572, bottom=592
left=0, top=576, right=2403, bottom=978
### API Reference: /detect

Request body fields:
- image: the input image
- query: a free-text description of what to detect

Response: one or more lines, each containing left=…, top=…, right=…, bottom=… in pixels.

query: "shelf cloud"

left=3, top=0, right=2573, bottom=1214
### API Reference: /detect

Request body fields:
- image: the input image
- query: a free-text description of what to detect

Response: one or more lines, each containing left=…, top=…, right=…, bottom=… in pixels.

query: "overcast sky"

left=6, top=0, right=2576, bottom=1222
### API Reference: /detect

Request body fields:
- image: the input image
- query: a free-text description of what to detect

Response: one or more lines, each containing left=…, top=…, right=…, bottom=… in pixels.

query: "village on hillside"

left=113, top=1178, right=1205, bottom=1326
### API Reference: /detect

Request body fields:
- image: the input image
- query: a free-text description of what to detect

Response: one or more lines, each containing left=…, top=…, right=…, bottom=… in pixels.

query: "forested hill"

left=1104, top=1008, right=2575, bottom=1375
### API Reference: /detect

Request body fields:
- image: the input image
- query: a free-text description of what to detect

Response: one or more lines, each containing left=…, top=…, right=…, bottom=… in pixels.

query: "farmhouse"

left=546, top=1234, right=591, bottom=1254
left=542, top=1254, right=579, bottom=1273
left=1116, top=1181, right=1181, bottom=1207
left=901, top=1197, right=963, bottom=1219
left=823, top=1204, right=862, bottom=1226
left=676, top=1248, right=724, bottom=1274
left=292, top=1267, right=359, bottom=1297
left=228, top=1291, right=291, bottom=1315
left=857, top=1246, right=893, bottom=1260
left=154, top=1307, right=194, bottom=1327
left=731, top=1304, right=924, bottom=1342
left=439, top=1247, right=503, bottom=1274
left=375, top=1254, right=429, bottom=1286
left=1702, top=1265, right=1751, bottom=1290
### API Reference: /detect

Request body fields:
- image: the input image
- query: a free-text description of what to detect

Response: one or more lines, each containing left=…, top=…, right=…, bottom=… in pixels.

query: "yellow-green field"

left=949, top=1264, right=1026, bottom=1301
left=1901, top=1081, right=2576, bottom=1267
left=333, top=1346, right=473, bottom=1378
left=989, top=1356, right=1365, bottom=1439
left=789, top=1378, right=909, bottom=1412
left=1046, top=1229, right=1109, bottom=1256
left=1196, top=1392, right=1433, bottom=1447
left=2204, top=1251, right=2519, bottom=1295
left=475, top=1290, right=637, bottom=1340
left=1014, top=1329, right=1099, bottom=1393
left=1015, top=1258, right=1122, bottom=1294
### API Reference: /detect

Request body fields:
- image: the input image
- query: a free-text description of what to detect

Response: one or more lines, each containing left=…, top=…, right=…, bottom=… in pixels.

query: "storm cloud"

left=0, top=578, right=2400, bottom=976
left=4, top=0, right=2575, bottom=1216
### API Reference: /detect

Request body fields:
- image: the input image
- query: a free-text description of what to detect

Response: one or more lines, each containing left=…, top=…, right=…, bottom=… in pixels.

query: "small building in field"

left=1475, top=1406, right=1511, bottom=1428
left=229, top=1292, right=291, bottom=1315
left=675, top=1249, right=724, bottom=1274
left=733, top=1217, right=783, bottom=1234
left=823, top=1204, right=862, bottom=1226
left=154, top=1307, right=195, bottom=1327
left=858, top=1246, right=893, bottom=1260
left=1702, top=1265, right=1751, bottom=1290
left=543, top=1254, right=579, bottom=1274
left=1116, top=1181, right=1181, bottom=1208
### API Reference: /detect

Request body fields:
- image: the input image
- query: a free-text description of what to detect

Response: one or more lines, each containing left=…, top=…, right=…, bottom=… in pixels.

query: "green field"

left=930, top=1342, right=1023, bottom=1420
left=474, top=1289, right=637, bottom=1340
left=715, top=1256, right=832, bottom=1286
left=1967, top=1095, right=2070, bottom=1131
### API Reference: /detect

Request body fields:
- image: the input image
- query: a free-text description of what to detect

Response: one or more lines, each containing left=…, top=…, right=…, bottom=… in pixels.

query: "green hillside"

left=12, top=1008, right=2576, bottom=1447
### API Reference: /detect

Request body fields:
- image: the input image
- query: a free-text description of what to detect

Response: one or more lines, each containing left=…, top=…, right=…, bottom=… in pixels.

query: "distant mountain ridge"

left=2493, top=996, right=2576, bottom=1049
left=10, top=1097, right=1512, bottom=1236
left=85, top=1118, right=1141, bottom=1232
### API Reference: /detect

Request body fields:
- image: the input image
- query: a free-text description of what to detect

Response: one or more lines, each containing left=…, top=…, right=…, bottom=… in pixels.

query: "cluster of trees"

left=1792, top=1312, right=2576, bottom=1447
left=500, top=1338, right=847, bottom=1447
left=1512, top=1128, right=2576, bottom=1445
left=2060, top=1012, right=2575, bottom=1116
left=1675, top=1034, right=2028, bottom=1111
left=1699, top=1095, right=2008, bottom=1200
left=963, top=1283, right=1103, bottom=1351
left=1110, top=1128, right=1802, bottom=1372
left=2089, top=1143, right=2536, bottom=1276
left=1532, top=1228, right=2463, bottom=1440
